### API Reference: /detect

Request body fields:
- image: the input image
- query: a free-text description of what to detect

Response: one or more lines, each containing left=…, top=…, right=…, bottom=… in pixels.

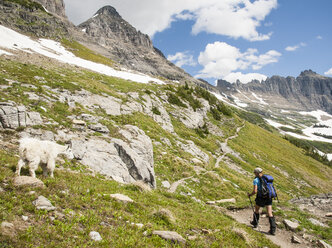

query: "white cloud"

left=64, top=0, right=277, bottom=41
left=167, top=51, right=196, bottom=67
left=224, top=72, right=267, bottom=83
left=196, top=41, right=281, bottom=80
left=325, top=68, right=332, bottom=76
left=285, top=42, right=306, bottom=51
left=316, top=35, right=323, bottom=40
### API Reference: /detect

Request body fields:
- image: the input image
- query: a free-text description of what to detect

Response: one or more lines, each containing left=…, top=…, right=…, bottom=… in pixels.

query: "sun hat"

left=253, top=167, right=263, bottom=174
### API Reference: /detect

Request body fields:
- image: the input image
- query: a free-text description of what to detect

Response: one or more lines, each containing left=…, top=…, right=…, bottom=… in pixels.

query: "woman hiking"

left=247, top=167, right=276, bottom=235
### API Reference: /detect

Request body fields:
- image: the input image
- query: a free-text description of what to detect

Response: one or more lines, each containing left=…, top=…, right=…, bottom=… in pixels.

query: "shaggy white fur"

left=16, top=138, right=73, bottom=178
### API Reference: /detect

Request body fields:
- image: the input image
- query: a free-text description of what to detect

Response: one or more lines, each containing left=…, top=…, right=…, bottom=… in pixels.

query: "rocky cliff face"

left=34, top=0, right=67, bottom=19
left=0, top=1, right=70, bottom=38
left=217, top=70, right=332, bottom=114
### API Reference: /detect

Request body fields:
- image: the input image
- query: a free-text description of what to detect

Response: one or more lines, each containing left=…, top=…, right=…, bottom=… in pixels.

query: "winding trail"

left=215, top=124, right=245, bottom=168
left=168, top=124, right=245, bottom=193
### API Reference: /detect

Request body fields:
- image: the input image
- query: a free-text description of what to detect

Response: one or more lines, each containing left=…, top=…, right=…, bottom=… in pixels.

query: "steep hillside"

left=0, top=1, right=332, bottom=247
left=0, top=25, right=332, bottom=247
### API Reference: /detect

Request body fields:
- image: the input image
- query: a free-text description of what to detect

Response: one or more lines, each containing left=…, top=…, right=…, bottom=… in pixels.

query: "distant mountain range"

left=216, top=70, right=332, bottom=115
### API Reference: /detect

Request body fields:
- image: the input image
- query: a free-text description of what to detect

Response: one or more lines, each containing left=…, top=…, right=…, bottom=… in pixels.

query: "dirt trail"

left=215, top=124, right=245, bottom=168
left=226, top=208, right=314, bottom=248
left=169, top=124, right=246, bottom=193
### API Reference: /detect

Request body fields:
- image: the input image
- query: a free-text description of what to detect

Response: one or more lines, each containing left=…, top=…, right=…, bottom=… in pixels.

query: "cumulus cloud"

left=196, top=41, right=281, bottom=81
left=64, top=0, right=277, bottom=40
left=325, top=68, right=332, bottom=76
left=285, top=42, right=306, bottom=52
left=224, top=72, right=267, bottom=83
left=167, top=51, right=196, bottom=67
left=316, top=35, right=323, bottom=40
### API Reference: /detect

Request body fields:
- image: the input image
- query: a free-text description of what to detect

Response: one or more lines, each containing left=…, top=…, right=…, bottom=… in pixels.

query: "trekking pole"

left=248, top=195, right=258, bottom=228
left=273, top=185, right=280, bottom=203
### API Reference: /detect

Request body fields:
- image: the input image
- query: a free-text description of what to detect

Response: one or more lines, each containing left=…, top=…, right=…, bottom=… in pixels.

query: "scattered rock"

left=232, top=227, right=250, bottom=243
left=201, top=229, right=212, bottom=234
left=88, top=123, right=109, bottom=133
left=0, top=187, right=4, bottom=193
left=302, top=233, right=315, bottom=242
left=0, top=221, right=15, bottom=237
left=317, top=240, right=332, bottom=248
left=131, top=223, right=144, bottom=228
left=326, top=213, right=332, bottom=217
left=32, top=196, right=56, bottom=211
left=291, top=235, right=302, bottom=244
left=152, top=231, right=186, bottom=243
left=133, top=180, right=152, bottom=192
left=206, top=198, right=236, bottom=205
left=29, top=191, right=36, bottom=195
left=110, top=193, right=134, bottom=203
left=308, top=218, right=327, bottom=227
left=53, top=211, right=65, bottom=220
left=161, top=181, right=171, bottom=189
left=13, top=176, right=45, bottom=188
left=283, top=219, right=299, bottom=231
left=154, top=209, right=176, bottom=224
left=22, top=216, right=29, bottom=221
left=89, top=231, right=102, bottom=241
left=72, top=119, right=86, bottom=125
left=176, top=140, right=209, bottom=164
left=187, top=235, right=198, bottom=241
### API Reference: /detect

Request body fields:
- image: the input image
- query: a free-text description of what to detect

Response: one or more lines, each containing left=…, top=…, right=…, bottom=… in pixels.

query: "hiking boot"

left=250, top=212, right=260, bottom=228
left=268, top=216, right=276, bottom=235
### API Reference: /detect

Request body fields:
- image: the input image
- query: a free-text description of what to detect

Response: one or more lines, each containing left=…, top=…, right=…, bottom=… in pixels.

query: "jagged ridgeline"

left=0, top=0, right=332, bottom=247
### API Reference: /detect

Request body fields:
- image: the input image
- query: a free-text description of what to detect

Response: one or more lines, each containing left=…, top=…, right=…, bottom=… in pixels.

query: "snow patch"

left=211, top=92, right=243, bottom=110
left=299, top=110, right=332, bottom=122
left=92, top=14, right=99, bottom=18
left=265, top=119, right=295, bottom=129
left=251, top=92, right=268, bottom=105
left=0, top=49, right=12, bottom=56
left=81, top=28, right=87, bottom=33
left=231, top=94, right=248, bottom=108
left=317, top=150, right=332, bottom=161
left=0, top=25, right=164, bottom=85
left=299, top=110, right=332, bottom=140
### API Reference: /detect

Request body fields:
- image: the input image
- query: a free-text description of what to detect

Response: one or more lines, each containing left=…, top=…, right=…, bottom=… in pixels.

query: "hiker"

left=247, top=167, right=276, bottom=235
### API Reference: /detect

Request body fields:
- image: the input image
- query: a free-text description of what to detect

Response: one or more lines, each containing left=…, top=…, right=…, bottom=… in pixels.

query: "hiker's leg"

left=266, top=204, right=276, bottom=235
left=251, top=204, right=260, bottom=227
left=255, top=205, right=260, bottom=214
left=268, top=216, right=276, bottom=235
left=266, top=205, right=273, bottom=217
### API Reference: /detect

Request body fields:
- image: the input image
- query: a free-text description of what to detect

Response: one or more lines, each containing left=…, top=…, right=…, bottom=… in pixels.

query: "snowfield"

left=0, top=25, right=164, bottom=85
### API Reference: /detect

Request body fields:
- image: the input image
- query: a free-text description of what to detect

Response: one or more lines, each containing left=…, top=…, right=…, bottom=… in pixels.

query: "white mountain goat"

left=16, top=137, right=74, bottom=178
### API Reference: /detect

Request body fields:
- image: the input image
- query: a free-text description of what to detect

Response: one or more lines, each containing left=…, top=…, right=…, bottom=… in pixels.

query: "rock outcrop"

left=0, top=1, right=70, bottom=38
left=0, top=102, right=43, bottom=129
left=34, top=0, right=67, bottom=19
left=71, top=125, right=156, bottom=188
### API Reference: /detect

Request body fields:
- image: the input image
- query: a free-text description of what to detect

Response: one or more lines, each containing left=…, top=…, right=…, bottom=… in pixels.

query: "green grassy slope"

left=0, top=40, right=332, bottom=246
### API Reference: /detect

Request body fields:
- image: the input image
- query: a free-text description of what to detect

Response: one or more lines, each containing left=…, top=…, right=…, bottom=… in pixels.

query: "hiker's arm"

left=248, top=185, right=257, bottom=197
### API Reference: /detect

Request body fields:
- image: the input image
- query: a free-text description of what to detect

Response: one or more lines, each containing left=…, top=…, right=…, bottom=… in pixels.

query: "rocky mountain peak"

left=79, top=5, right=153, bottom=49
left=299, top=69, right=318, bottom=77
left=96, top=5, right=122, bottom=19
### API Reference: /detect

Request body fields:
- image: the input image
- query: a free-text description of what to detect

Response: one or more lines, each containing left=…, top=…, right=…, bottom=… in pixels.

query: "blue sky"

left=64, top=0, right=332, bottom=85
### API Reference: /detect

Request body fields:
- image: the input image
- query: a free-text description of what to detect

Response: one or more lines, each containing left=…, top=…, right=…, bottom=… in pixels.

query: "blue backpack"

left=259, top=175, right=277, bottom=199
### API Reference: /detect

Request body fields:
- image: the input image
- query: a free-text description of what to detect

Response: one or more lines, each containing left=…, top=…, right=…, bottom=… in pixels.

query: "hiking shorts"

left=255, top=196, right=272, bottom=207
